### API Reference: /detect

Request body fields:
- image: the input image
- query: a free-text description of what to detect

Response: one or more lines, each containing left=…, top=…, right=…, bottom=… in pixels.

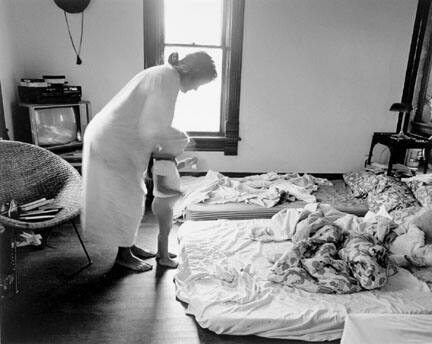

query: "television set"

left=34, top=107, right=78, bottom=145
left=15, top=101, right=91, bottom=149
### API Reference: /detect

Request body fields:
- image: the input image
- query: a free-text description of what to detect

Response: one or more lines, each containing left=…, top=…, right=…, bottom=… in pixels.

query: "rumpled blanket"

left=266, top=204, right=397, bottom=293
left=174, top=171, right=332, bottom=218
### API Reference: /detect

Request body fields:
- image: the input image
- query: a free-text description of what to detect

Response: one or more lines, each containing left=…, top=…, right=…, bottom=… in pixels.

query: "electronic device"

left=18, top=85, right=82, bottom=104
left=405, top=148, right=424, bottom=168
left=15, top=102, right=91, bottom=149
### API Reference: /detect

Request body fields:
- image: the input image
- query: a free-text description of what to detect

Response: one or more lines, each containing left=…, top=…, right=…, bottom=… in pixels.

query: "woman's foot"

left=116, top=247, right=152, bottom=272
left=156, top=256, right=178, bottom=269
left=131, top=245, right=157, bottom=259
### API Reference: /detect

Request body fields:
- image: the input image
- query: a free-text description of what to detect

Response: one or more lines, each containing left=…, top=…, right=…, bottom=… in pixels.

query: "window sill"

left=186, top=135, right=241, bottom=155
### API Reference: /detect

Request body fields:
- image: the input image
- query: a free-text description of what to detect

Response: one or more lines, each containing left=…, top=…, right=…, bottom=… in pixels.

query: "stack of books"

left=0, top=198, right=62, bottom=222
left=43, top=75, right=67, bottom=85
left=19, top=78, right=48, bottom=87
left=19, top=75, right=67, bottom=88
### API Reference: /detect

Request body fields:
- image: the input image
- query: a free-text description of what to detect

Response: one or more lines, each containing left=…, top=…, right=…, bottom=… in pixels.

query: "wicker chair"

left=0, top=140, right=91, bottom=296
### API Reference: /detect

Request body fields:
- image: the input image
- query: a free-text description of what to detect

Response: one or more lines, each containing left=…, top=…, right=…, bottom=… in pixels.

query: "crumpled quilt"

left=174, top=171, right=332, bottom=218
left=266, top=204, right=397, bottom=294
left=175, top=217, right=432, bottom=341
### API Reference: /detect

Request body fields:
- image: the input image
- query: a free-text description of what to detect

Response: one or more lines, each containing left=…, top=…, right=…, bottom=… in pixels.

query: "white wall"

left=4, top=0, right=416, bottom=173
left=206, top=0, right=415, bottom=173
left=0, top=0, right=20, bottom=136
left=7, top=0, right=143, bottom=118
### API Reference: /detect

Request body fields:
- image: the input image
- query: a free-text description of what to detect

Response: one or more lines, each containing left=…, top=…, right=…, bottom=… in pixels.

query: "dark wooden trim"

left=143, top=0, right=244, bottom=155
left=143, top=0, right=164, bottom=68
left=180, top=171, right=343, bottom=180
left=402, top=0, right=432, bottom=132
left=186, top=135, right=241, bottom=152
left=222, top=0, right=244, bottom=155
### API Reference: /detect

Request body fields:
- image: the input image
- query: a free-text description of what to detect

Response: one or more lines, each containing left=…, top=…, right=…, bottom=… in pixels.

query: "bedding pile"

left=266, top=204, right=396, bottom=293
left=342, top=171, right=421, bottom=218
left=174, top=213, right=432, bottom=341
left=175, top=170, right=331, bottom=217
left=343, top=171, right=432, bottom=285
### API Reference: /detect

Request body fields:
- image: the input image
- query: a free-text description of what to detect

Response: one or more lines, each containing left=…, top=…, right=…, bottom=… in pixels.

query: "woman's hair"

left=168, top=51, right=217, bottom=82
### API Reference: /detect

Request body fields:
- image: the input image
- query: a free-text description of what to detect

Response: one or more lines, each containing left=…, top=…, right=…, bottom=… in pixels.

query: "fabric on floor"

left=174, top=219, right=432, bottom=341
left=179, top=177, right=368, bottom=221
left=175, top=171, right=323, bottom=217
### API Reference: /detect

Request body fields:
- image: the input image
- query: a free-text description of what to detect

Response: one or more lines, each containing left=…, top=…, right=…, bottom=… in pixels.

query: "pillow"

left=411, top=208, right=432, bottom=243
left=405, top=180, right=432, bottom=208
left=367, top=175, right=419, bottom=213
left=342, top=171, right=380, bottom=198
left=390, top=205, right=423, bottom=226
left=389, top=224, right=426, bottom=267
left=389, top=224, right=425, bottom=257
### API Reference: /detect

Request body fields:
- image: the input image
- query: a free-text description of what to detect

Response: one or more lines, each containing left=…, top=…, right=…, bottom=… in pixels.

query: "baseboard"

left=179, top=171, right=343, bottom=180
left=145, top=171, right=343, bottom=210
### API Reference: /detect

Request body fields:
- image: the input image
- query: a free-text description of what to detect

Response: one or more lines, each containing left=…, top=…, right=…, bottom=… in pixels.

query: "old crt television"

left=15, top=101, right=91, bottom=148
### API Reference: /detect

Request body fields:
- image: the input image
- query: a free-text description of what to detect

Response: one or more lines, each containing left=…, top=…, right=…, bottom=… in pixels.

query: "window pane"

left=164, top=0, right=223, bottom=45
left=165, top=46, right=222, bottom=132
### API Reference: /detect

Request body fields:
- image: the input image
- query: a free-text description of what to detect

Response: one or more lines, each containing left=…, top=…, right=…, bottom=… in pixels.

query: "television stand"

left=57, top=149, right=83, bottom=171
left=40, top=136, right=83, bottom=173
left=46, top=141, right=82, bottom=153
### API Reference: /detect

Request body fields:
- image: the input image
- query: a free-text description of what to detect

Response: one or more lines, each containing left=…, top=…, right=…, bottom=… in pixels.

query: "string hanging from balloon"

left=63, top=11, right=85, bottom=65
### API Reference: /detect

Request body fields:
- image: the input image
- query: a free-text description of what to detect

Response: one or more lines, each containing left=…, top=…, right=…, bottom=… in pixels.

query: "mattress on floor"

left=174, top=219, right=432, bottom=342
left=185, top=179, right=368, bottom=221
left=340, top=314, right=432, bottom=344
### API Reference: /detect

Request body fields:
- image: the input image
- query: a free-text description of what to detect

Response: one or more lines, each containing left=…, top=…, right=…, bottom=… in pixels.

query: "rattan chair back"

left=0, top=140, right=81, bottom=230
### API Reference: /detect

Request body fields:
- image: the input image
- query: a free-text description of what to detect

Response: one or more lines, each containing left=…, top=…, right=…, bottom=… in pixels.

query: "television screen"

left=34, top=107, right=77, bottom=145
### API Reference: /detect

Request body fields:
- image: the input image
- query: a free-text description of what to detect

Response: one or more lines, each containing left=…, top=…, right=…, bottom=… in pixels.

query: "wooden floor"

left=1, top=212, right=340, bottom=344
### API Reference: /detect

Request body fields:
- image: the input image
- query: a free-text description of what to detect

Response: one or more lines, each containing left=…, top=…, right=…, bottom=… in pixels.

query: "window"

left=143, top=0, right=244, bottom=155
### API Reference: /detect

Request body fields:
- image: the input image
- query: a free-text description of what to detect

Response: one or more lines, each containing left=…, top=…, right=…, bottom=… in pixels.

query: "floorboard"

left=1, top=212, right=340, bottom=344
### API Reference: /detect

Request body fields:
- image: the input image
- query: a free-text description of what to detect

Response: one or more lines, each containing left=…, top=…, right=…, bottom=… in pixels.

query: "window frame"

left=404, top=0, right=432, bottom=136
left=143, top=0, right=244, bottom=155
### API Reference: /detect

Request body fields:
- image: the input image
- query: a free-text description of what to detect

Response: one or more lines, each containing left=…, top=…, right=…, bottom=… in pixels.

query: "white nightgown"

left=81, top=65, right=180, bottom=247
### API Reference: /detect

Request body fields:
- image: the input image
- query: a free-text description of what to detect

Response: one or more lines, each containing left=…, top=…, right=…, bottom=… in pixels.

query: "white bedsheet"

left=341, top=314, right=432, bottom=344
left=174, top=171, right=327, bottom=218
left=174, top=219, right=432, bottom=341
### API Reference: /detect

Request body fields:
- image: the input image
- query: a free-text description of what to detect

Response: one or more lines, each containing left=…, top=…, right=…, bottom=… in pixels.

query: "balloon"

left=54, top=0, right=90, bottom=14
